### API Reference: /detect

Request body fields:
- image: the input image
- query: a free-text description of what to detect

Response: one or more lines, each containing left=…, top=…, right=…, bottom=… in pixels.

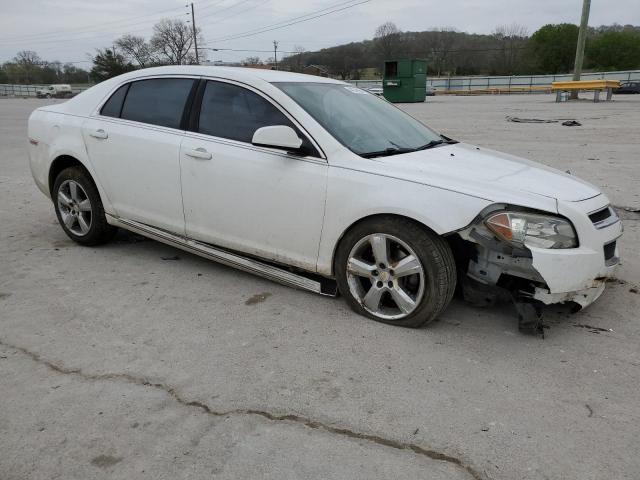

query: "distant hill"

left=279, top=23, right=640, bottom=79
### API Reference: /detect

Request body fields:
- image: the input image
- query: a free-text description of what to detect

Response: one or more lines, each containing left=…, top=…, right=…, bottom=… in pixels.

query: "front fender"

left=316, top=166, right=493, bottom=276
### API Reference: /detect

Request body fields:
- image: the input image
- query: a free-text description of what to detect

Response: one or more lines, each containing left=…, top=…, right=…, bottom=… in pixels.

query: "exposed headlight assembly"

left=485, top=211, right=577, bottom=249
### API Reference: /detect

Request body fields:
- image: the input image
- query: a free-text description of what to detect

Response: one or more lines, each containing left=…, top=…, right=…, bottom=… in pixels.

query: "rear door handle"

left=89, top=129, right=108, bottom=139
left=184, top=147, right=212, bottom=160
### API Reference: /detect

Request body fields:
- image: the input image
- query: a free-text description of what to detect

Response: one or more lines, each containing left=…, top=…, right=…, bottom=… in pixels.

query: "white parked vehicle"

left=27, top=66, right=622, bottom=331
left=35, top=84, right=73, bottom=98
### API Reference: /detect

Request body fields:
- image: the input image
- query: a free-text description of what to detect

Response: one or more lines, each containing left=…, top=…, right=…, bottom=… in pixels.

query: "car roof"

left=117, top=65, right=345, bottom=85
left=48, top=65, right=347, bottom=116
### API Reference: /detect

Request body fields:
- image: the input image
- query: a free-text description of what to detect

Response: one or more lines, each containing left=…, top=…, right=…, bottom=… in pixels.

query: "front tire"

left=335, top=217, right=456, bottom=328
left=53, top=166, right=116, bottom=246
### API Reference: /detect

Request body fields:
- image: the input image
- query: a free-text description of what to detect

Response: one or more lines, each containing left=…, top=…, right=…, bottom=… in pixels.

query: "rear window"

left=120, top=78, right=195, bottom=129
left=100, top=84, right=129, bottom=118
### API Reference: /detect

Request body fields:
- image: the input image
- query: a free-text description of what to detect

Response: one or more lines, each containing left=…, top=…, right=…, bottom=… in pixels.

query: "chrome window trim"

left=91, top=74, right=327, bottom=161
left=93, top=74, right=202, bottom=121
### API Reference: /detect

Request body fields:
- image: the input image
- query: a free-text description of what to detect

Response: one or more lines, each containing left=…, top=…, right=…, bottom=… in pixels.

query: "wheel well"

left=48, top=155, right=85, bottom=195
left=331, top=213, right=442, bottom=276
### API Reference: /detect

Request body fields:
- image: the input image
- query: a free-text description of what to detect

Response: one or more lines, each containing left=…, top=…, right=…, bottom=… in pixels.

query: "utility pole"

left=571, top=0, right=591, bottom=99
left=273, top=40, right=279, bottom=70
left=190, top=3, right=199, bottom=65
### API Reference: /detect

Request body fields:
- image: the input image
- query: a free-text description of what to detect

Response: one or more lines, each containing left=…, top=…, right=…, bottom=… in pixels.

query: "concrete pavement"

left=1, top=95, right=639, bottom=479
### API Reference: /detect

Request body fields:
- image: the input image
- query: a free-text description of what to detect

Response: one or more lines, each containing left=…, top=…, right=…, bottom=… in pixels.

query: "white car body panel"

left=315, top=156, right=494, bottom=275
left=180, top=131, right=328, bottom=270
left=81, top=116, right=185, bottom=234
left=27, top=65, right=622, bottom=310
left=532, top=194, right=622, bottom=293
left=27, top=110, right=115, bottom=216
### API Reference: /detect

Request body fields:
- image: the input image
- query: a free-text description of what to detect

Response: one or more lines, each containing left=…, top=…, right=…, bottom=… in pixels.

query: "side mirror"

left=252, top=125, right=303, bottom=152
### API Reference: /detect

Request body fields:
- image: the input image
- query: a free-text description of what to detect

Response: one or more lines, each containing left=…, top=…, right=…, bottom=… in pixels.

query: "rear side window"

left=198, top=81, right=295, bottom=143
left=100, top=84, right=129, bottom=118
left=120, top=78, right=195, bottom=129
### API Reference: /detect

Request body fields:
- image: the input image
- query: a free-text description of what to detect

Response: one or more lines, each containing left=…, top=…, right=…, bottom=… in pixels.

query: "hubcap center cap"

left=379, top=271, right=391, bottom=283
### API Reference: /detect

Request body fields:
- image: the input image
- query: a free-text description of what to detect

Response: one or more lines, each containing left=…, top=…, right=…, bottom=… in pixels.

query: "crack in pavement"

left=0, top=339, right=486, bottom=480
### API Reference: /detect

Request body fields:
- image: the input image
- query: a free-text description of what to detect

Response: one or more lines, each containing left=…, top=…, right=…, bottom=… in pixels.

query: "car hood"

left=375, top=142, right=601, bottom=203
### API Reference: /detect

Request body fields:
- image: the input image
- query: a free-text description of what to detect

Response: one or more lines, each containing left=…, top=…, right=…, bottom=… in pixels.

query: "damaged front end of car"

left=448, top=203, right=623, bottom=335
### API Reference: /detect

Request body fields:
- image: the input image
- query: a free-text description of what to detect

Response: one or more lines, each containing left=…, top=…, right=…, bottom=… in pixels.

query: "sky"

left=1, top=0, right=639, bottom=66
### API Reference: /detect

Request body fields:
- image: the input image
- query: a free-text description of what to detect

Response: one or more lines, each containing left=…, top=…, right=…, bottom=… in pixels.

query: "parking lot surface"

left=1, top=95, right=639, bottom=480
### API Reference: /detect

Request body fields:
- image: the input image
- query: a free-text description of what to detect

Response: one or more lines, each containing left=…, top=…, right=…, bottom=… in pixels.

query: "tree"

left=587, top=31, right=640, bottom=70
left=492, top=23, right=528, bottom=75
left=13, top=50, right=42, bottom=83
left=241, top=56, right=262, bottom=65
left=115, top=34, right=155, bottom=67
left=90, top=49, right=135, bottom=82
left=151, top=19, right=197, bottom=65
left=427, top=28, right=458, bottom=76
left=292, top=45, right=307, bottom=72
left=529, top=23, right=579, bottom=74
left=62, top=63, right=91, bottom=83
left=374, top=22, right=401, bottom=62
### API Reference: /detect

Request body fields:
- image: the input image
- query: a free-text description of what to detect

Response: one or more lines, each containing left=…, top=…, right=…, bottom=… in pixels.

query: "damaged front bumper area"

left=454, top=195, right=623, bottom=312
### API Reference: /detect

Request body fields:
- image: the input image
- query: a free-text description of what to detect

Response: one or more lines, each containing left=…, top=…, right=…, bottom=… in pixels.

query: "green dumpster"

left=382, top=59, right=427, bottom=103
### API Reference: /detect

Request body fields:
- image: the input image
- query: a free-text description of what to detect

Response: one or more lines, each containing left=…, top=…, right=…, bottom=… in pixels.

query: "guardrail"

left=348, top=70, right=640, bottom=94
left=0, top=84, right=92, bottom=98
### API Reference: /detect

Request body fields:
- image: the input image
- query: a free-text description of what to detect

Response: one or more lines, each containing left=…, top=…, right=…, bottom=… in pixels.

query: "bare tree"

left=14, top=50, right=41, bottom=65
left=292, top=45, right=306, bottom=72
left=115, top=34, right=155, bottom=67
left=492, top=23, right=529, bottom=74
left=242, top=56, right=262, bottom=65
left=426, top=28, right=458, bottom=76
left=151, top=19, right=197, bottom=65
left=13, top=50, right=42, bottom=82
left=374, top=22, right=401, bottom=61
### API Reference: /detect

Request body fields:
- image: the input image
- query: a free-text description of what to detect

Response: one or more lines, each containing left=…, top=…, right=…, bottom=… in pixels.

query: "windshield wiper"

left=415, top=138, right=458, bottom=151
left=360, top=147, right=416, bottom=159
left=361, top=137, right=458, bottom=158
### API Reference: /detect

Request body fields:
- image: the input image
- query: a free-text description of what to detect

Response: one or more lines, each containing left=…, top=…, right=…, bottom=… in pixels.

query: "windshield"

left=275, top=82, right=446, bottom=157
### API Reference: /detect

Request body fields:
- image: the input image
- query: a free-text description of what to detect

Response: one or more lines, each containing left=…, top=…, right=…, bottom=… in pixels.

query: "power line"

left=0, top=14, right=190, bottom=47
left=205, top=0, right=372, bottom=43
left=205, top=0, right=368, bottom=43
left=198, top=0, right=257, bottom=20
left=200, top=0, right=270, bottom=26
left=196, top=0, right=230, bottom=14
left=199, top=47, right=298, bottom=53
left=0, top=5, right=186, bottom=44
left=0, top=0, right=229, bottom=43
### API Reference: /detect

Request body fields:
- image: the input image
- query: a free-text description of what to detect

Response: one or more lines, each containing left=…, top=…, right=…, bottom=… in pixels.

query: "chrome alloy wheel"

left=346, top=233, right=425, bottom=320
left=57, top=180, right=92, bottom=236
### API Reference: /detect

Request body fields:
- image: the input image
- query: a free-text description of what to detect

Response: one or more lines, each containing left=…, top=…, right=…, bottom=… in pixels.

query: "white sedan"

left=28, top=66, right=622, bottom=331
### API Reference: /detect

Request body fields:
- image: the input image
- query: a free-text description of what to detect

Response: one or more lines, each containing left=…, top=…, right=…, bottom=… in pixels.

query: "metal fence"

left=0, top=84, right=91, bottom=98
left=348, top=70, right=640, bottom=93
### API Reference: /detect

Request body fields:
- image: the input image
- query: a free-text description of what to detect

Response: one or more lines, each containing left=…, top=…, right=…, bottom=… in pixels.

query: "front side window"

left=275, top=82, right=444, bottom=157
left=120, top=78, right=195, bottom=129
left=198, top=81, right=296, bottom=143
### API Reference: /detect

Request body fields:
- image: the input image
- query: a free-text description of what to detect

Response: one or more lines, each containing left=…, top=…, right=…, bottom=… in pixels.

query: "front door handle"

left=184, top=147, right=212, bottom=160
left=89, top=129, right=108, bottom=139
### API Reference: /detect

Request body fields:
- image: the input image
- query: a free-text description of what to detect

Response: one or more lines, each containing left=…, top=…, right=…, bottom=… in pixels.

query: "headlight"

left=485, top=211, right=577, bottom=249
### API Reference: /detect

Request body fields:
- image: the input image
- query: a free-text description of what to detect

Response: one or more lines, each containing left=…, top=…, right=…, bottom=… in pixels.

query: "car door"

left=82, top=77, right=197, bottom=234
left=180, top=79, right=328, bottom=272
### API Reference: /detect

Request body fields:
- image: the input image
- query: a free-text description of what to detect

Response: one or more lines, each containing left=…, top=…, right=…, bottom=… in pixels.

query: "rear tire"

left=335, top=217, right=457, bottom=328
left=53, top=166, right=116, bottom=246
